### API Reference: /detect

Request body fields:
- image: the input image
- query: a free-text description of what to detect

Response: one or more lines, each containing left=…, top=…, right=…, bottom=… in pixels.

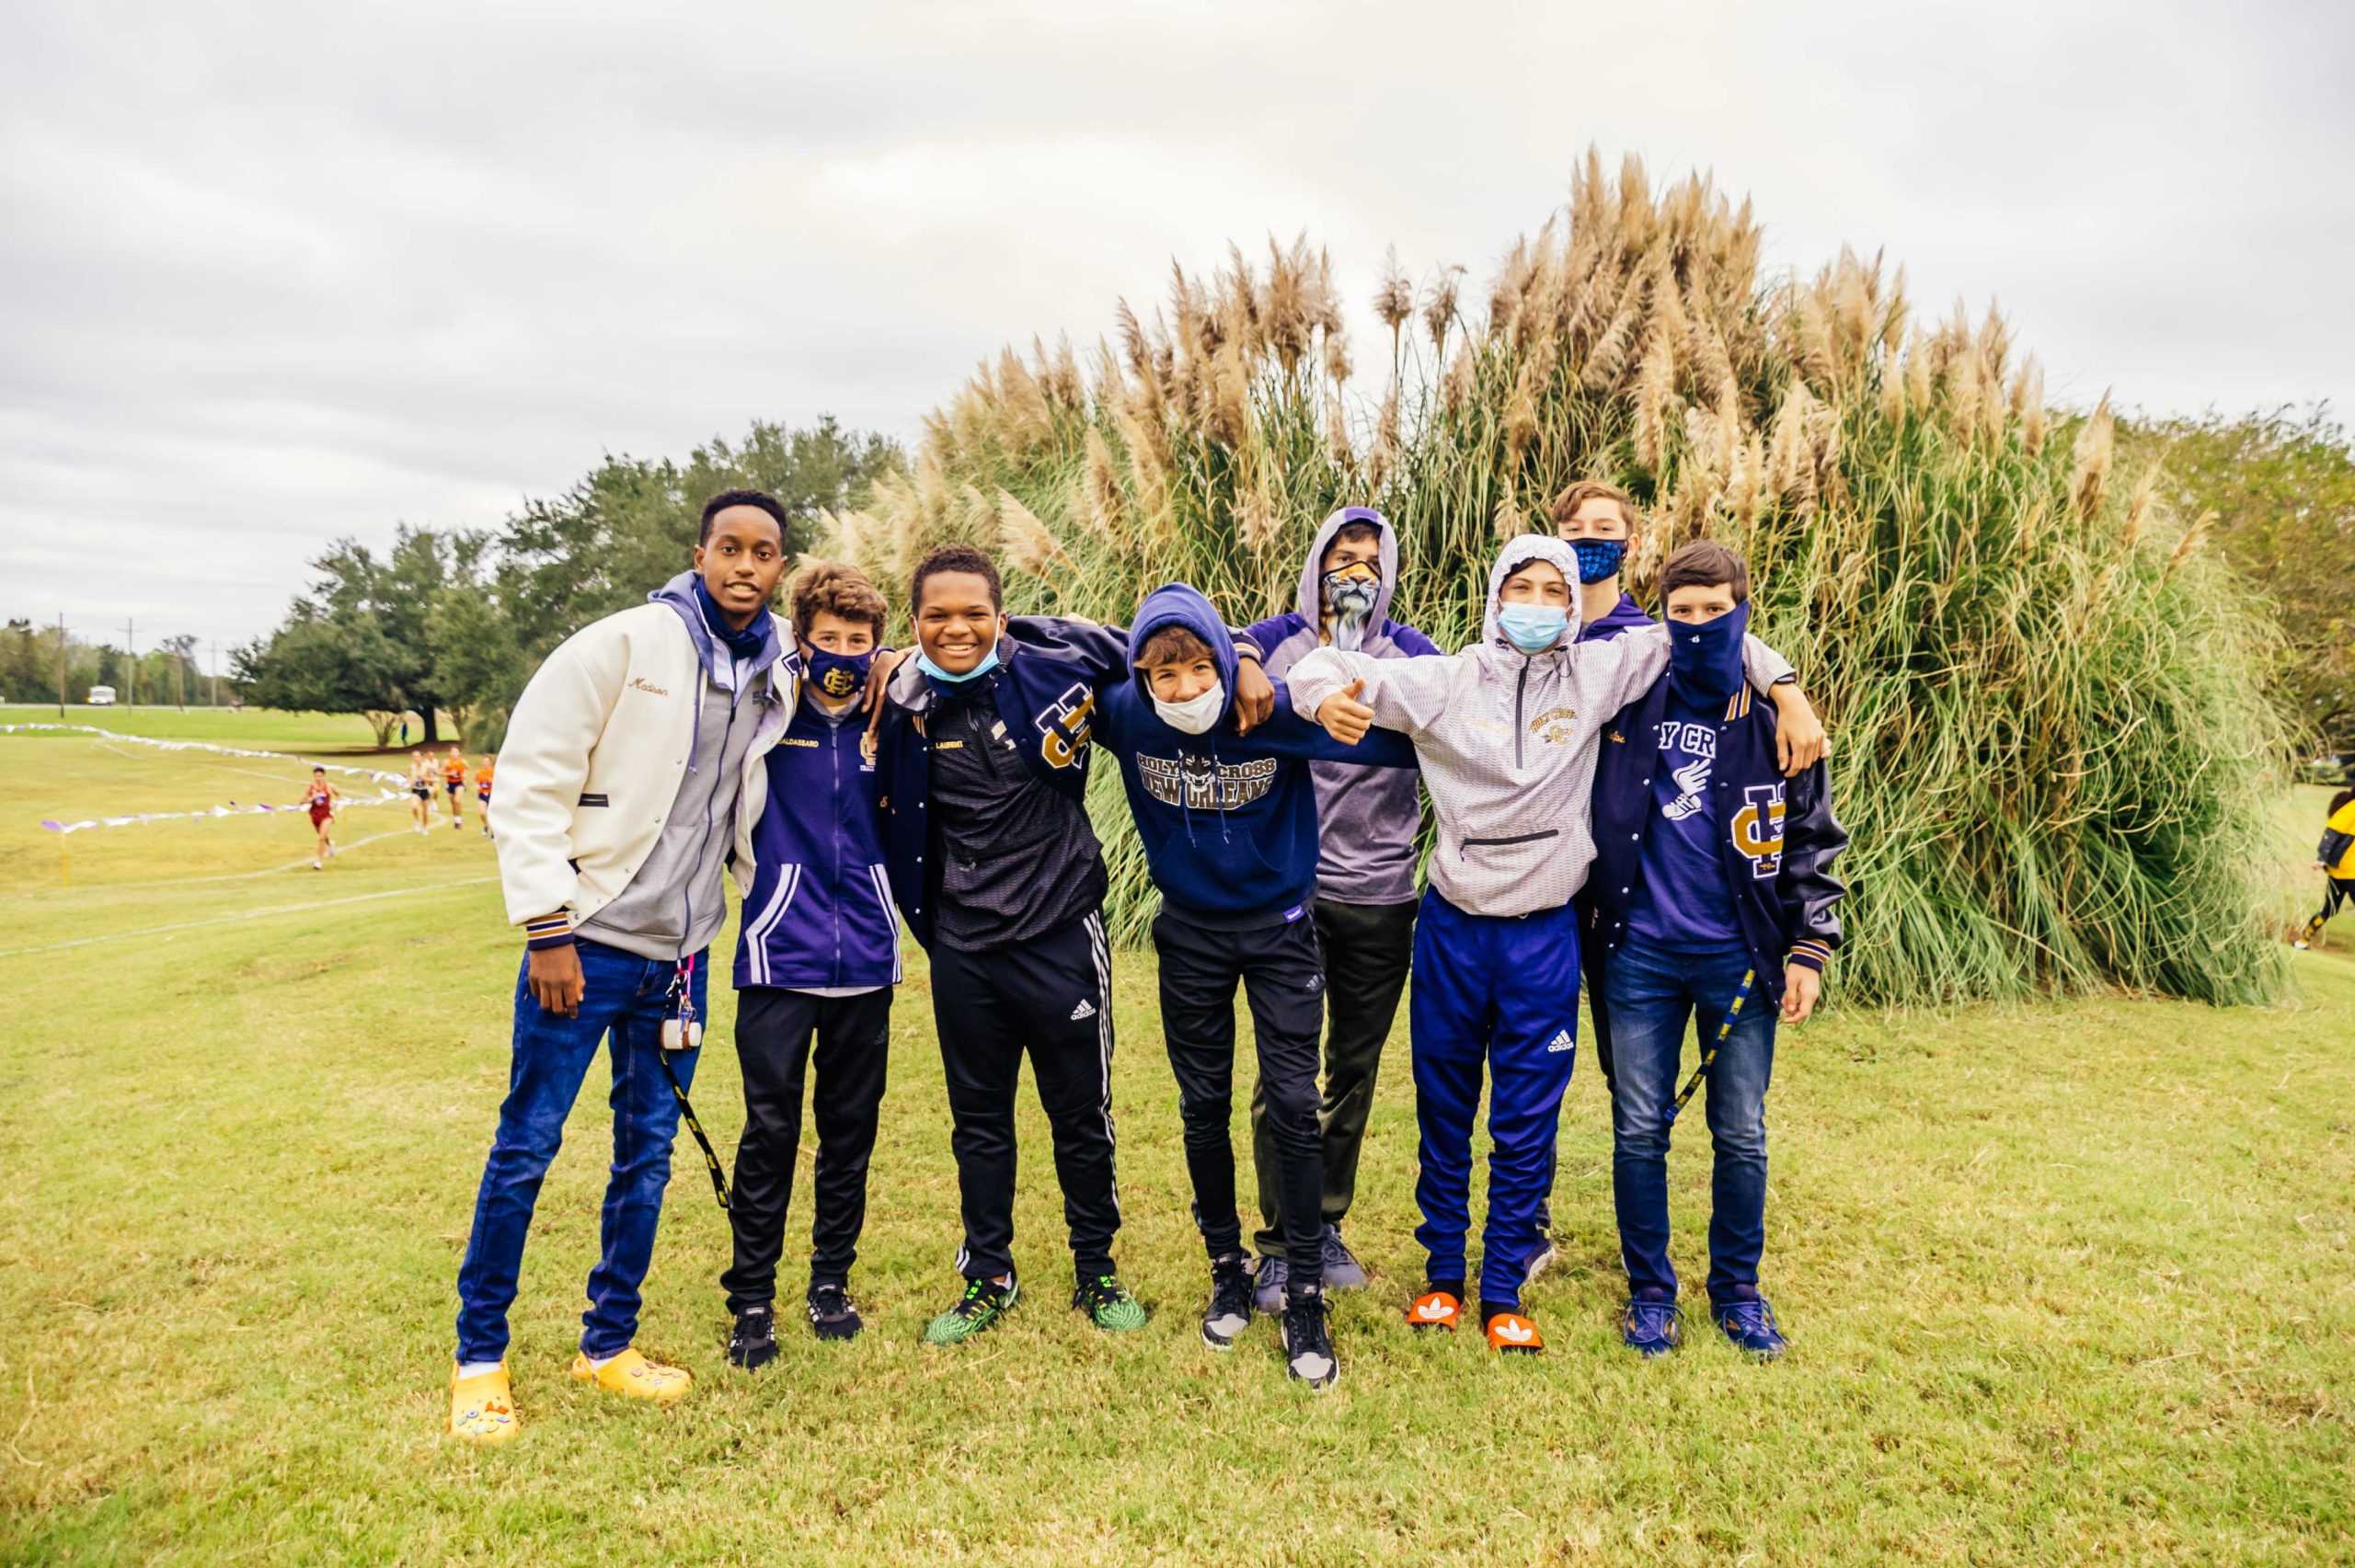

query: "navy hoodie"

left=1100, top=584, right=1416, bottom=928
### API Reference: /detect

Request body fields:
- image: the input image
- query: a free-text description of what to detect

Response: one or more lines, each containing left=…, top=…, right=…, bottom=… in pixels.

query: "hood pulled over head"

left=1127, top=583, right=1238, bottom=728
left=1297, top=506, right=1398, bottom=651
left=1479, top=535, right=1583, bottom=652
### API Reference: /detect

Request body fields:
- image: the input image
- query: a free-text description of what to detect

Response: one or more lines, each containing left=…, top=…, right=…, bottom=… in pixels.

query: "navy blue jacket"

left=733, top=692, right=901, bottom=990
left=1587, top=677, right=1847, bottom=1001
left=876, top=615, right=1202, bottom=950
left=1104, top=585, right=1416, bottom=927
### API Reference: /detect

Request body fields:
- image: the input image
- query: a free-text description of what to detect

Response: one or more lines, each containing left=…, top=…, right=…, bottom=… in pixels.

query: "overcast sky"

left=5, top=0, right=2350, bottom=658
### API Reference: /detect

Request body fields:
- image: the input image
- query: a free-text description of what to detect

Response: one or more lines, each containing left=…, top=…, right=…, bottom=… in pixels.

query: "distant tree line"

left=231, top=418, right=902, bottom=750
left=0, top=624, right=224, bottom=708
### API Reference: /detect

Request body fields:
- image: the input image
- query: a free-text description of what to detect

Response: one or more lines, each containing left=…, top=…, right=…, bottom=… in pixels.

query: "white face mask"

left=1153, top=682, right=1225, bottom=735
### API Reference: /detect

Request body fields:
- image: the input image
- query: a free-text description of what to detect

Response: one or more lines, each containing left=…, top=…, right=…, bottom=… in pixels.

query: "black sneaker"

left=727, top=1304, right=778, bottom=1370
left=1200, top=1254, right=1255, bottom=1350
left=1281, top=1289, right=1339, bottom=1391
left=808, top=1281, right=863, bottom=1343
left=1072, top=1272, right=1150, bottom=1333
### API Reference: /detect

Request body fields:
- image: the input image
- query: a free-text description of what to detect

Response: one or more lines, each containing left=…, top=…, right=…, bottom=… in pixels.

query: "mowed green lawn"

left=2, top=711, right=2350, bottom=1564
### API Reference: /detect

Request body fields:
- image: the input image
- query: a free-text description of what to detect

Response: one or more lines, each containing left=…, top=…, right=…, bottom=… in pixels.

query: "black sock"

left=1427, top=1278, right=1465, bottom=1300
left=1481, top=1299, right=1522, bottom=1324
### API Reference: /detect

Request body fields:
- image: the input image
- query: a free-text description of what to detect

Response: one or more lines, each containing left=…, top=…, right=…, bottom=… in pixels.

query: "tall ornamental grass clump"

left=825, top=150, right=2293, bottom=1005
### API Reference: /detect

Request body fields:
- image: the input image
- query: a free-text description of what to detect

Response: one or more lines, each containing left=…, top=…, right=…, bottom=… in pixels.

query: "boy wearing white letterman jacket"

left=448, top=490, right=797, bottom=1445
left=1290, top=534, right=1823, bottom=1355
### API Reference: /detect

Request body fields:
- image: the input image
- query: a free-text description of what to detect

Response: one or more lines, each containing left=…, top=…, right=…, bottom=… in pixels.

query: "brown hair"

left=1660, top=540, right=1751, bottom=604
left=1135, top=624, right=1213, bottom=667
left=1548, top=479, right=1640, bottom=533
left=788, top=559, right=888, bottom=638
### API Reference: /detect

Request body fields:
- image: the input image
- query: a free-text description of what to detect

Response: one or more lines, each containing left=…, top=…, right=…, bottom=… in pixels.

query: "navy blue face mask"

left=1569, top=537, right=1626, bottom=585
left=1667, top=600, right=1750, bottom=700
left=803, top=646, right=874, bottom=704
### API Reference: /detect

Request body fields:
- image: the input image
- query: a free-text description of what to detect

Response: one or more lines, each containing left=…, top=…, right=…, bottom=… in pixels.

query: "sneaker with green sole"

left=923, top=1276, right=1019, bottom=1345
left=1072, top=1273, right=1149, bottom=1332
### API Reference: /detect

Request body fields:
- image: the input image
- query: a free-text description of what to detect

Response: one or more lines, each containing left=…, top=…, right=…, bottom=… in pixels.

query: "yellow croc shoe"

left=448, top=1363, right=520, bottom=1445
left=569, top=1346, right=692, bottom=1403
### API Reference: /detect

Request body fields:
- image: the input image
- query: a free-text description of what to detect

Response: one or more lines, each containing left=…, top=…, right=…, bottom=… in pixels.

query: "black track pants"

left=721, top=988, right=891, bottom=1310
left=1155, top=909, right=1327, bottom=1289
left=928, top=910, right=1120, bottom=1283
left=1250, top=896, right=1417, bottom=1253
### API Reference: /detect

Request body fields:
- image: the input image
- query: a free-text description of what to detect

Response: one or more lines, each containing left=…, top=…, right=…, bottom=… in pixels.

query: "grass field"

left=3, top=709, right=2351, bottom=1563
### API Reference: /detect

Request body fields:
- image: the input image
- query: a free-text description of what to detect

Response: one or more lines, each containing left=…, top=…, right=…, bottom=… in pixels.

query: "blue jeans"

left=454, top=939, right=706, bottom=1364
left=1604, top=937, right=1775, bottom=1306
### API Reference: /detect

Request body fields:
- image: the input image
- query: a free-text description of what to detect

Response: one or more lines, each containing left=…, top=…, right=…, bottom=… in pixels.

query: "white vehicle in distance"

left=86, top=685, right=117, bottom=705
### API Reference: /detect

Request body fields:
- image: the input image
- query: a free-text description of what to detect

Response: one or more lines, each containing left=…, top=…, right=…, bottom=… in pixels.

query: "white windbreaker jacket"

left=488, top=599, right=797, bottom=934
left=1284, top=535, right=1794, bottom=919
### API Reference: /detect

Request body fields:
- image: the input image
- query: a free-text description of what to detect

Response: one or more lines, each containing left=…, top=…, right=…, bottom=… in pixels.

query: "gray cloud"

left=4, top=0, right=2349, bottom=654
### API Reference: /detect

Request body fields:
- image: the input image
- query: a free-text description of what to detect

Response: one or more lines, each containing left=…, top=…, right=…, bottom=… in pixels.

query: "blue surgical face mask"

left=1568, top=537, right=1626, bottom=586
left=802, top=646, right=874, bottom=704
left=915, top=646, right=1001, bottom=686
left=1667, top=600, right=1750, bottom=699
left=1497, top=602, right=1569, bottom=654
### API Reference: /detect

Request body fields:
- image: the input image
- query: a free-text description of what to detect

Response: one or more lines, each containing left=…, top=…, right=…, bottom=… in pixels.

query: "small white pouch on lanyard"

left=661, top=956, right=704, bottom=1051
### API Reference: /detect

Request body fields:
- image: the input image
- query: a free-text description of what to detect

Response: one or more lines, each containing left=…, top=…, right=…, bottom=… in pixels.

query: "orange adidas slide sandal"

left=1485, top=1310, right=1545, bottom=1354
left=1406, top=1289, right=1463, bottom=1332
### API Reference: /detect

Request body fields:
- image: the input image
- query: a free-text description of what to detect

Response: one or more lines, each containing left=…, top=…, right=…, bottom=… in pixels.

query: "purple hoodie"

left=1580, top=589, right=1655, bottom=642
left=1244, top=507, right=1442, bottom=906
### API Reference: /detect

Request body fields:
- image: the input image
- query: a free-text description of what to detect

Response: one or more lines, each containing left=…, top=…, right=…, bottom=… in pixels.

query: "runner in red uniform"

left=301, top=767, right=339, bottom=870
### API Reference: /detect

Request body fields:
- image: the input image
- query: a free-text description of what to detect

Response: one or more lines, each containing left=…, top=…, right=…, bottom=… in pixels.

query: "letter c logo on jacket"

left=1730, top=782, right=1786, bottom=878
left=1034, top=682, right=1096, bottom=770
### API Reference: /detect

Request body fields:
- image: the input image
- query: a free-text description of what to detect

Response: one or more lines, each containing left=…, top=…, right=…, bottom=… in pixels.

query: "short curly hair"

left=911, top=544, right=1003, bottom=612
left=787, top=560, right=887, bottom=639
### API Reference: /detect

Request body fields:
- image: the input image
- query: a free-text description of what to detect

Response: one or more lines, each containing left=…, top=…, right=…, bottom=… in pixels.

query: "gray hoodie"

left=1246, top=507, right=1442, bottom=907
left=575, top=572, right=790, bottom=961
left=1285, top=535, right=1794, bottom=920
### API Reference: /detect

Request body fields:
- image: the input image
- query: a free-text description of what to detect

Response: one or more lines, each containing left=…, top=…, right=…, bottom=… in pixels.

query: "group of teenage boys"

left=444, top=482, right=1846, bottom=1442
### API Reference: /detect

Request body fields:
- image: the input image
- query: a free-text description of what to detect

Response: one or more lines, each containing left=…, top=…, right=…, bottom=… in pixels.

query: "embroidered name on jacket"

left=1526, top=705, right=1579, bottom=745
left=1137, top=752, right=1279, bottom=811
left=1035, top=682, right=1097, bottom=769
left=1730, top=782, right=1786, bottom=877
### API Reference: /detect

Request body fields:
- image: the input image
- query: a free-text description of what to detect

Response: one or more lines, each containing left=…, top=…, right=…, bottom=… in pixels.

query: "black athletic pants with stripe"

left=1155, top=909, right=1327, bottom=1292
left=720, top=988, right=891, bottom=1313
left=928, top=910, right=1120, bottom=1284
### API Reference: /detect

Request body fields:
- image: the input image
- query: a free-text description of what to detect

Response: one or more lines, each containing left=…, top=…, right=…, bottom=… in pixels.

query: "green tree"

left=500, top=417, right=901, bottom=662
left=2128, top=404, right=2355, bottom=751
left=240, top=525, right=455, bottom=741
left=428, top=532, right=526, bottom=752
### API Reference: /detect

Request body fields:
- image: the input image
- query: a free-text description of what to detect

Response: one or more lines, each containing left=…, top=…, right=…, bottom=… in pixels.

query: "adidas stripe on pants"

left=1407, top=888, right=1582, bottom=1308
left=927, top=909, right=1120, bottom=1283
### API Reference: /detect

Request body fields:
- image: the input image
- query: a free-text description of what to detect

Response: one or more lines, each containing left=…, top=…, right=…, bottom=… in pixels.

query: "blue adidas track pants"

left=1407, top=889, right=1581, bottom=1307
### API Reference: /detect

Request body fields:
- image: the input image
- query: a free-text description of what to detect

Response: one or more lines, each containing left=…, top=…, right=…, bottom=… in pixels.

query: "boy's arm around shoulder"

left=492, top=621, right=632, bottom=934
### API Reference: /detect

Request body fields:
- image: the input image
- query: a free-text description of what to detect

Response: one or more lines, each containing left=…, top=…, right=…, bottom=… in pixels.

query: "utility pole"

left=212, top=641, right=220, bottom=707
left=57, top=612, right=66, bottom=715
left=174, top=639, right=185, bottom=710
left=124, top=617, right=135, bottom=707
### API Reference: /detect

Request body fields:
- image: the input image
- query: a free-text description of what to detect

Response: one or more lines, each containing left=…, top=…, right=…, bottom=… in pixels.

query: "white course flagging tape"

left=2, top=723, right=419, bottom=834
left=0, top=874, right=500, bottom=959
